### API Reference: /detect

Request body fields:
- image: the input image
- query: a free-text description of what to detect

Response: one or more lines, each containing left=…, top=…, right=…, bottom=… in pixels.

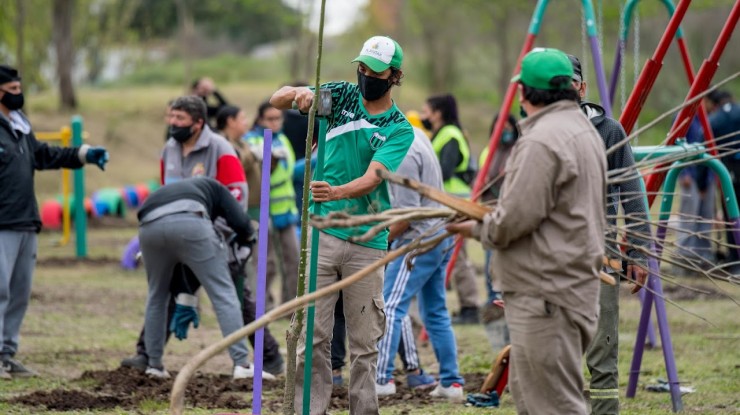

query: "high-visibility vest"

left=244, top=132, right=298, bottom=217
left=431, top=124, right=471, bottom=197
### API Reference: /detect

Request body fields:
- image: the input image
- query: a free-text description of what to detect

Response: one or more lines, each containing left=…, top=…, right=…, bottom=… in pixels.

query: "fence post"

left=71, top=116, right=87, bottom=258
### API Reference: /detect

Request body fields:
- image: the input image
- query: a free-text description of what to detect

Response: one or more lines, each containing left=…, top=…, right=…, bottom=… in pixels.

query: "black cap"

left=0, top=65, right=21, bottom=85
left=706, top=89, right=732, bottom=105
left=566, top=54, right=582, bottom=83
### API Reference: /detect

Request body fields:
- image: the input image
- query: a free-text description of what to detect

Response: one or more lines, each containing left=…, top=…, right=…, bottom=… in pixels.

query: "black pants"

left=330, top=291, right=414, bottom=371
left=135, top=263, right=281, bottom=362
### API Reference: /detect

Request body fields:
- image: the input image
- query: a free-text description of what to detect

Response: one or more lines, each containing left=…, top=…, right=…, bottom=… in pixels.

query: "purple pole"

left=252, top=129, right=273, bottom=414
left=626, top=256, right=657, bottom=398
left=638, top=289, right=658, bottom=348
left=589, top=36, right=613, bottom=118
left=609, top=39, right=625, bottom=107
left=647, top=245, right=684, bottom=412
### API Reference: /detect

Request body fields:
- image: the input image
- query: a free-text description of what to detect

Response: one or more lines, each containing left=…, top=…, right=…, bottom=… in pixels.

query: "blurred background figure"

left=244, top=101, right=299, bottom=307
left=420, top=94, right=480, bottom=324
left=191, top=77, right=229, bottom=128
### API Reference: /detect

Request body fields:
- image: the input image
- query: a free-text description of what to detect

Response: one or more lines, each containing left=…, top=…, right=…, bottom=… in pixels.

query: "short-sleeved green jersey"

left=311, top=81, right=414, bottom=249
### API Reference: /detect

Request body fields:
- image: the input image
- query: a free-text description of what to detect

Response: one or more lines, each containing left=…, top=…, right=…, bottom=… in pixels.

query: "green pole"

left=302, top=119, right=327, bottom=414
left=658, top=155, right=740, bottom=222
left=527, top=0, right=549, bottom=35
left=621, top=0, right=683, bottom=41
left=71, top=116, right=87, bottom=258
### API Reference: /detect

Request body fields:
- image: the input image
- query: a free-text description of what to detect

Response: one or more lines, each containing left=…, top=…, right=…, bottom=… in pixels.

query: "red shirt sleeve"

left=216, top=154, right=247, bottom=205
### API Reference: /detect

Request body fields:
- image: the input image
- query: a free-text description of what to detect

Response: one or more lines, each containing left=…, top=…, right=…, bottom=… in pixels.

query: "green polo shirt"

left=311, top=81, right=413, bottom=249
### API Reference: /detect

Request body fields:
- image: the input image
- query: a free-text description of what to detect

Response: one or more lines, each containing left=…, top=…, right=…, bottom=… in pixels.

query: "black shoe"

left=452, top=307, right=480, bottom=325
left=120, top=354, right=148, bottom=371
left=263, top=354, right=285, bottom=376
left=3, top=358, right=37, bottom=378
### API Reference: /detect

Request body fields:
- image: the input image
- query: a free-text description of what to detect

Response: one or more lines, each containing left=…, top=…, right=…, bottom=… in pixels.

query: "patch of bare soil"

left=5, top=367, right=488, bottom=411
left=662, top=283, right=727, bottom=301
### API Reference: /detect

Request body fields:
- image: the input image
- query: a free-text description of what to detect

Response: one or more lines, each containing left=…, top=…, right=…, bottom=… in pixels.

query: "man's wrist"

left=471, top=222, right=482, bottom=241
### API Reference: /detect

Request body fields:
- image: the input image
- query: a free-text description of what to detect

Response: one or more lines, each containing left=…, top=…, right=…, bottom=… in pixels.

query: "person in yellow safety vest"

left=420, top=94, right=481, bottom=324
left=244, top=101, right=299, bottom=307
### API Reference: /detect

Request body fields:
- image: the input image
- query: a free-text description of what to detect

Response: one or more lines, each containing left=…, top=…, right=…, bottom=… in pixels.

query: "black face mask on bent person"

left=0, top=90, right=24, bottom=111
left=169, top=124, right=196, bottom=143
left=357, top=69, right=393, bottom=101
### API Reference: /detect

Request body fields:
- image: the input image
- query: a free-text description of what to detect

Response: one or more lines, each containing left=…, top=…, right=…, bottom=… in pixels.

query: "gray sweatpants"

left=505, top=293, right=597, bottom=415
left=0, top=231, right=37, bottom=359
left=139, top=213, right=248, bottom=369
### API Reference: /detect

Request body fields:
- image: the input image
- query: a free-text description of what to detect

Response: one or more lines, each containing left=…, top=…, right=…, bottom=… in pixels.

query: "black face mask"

left=169, top=124, right=195, bottom=143
left=0, top=91, right=24, bottom=110
left=357, top=70, right=391, bottom=102
left=421, top=118, right=433, bottom=131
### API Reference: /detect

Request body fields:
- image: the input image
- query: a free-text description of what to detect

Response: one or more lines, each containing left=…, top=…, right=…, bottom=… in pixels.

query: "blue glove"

left=169, top=294, right=199, bottom=340
left=85, top=146, right=109, bottom=170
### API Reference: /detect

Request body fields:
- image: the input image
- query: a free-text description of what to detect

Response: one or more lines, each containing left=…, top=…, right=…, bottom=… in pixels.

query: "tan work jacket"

left=474, top=100, right=607, bottom=319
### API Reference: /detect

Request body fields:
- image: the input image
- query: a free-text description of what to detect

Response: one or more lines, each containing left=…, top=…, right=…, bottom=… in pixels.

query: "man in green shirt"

left=271, top=35, right=414, bottom=414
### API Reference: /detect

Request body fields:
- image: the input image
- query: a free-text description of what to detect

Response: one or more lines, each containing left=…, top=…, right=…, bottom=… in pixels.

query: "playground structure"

left=37, top=116, right=160, bottom=259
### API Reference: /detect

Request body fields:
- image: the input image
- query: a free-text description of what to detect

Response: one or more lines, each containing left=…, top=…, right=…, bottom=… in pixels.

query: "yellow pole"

left=59, top=126, right=72, bottom=246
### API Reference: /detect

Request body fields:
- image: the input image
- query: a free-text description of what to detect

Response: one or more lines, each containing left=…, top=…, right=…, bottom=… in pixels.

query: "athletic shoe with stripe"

left=430, top=382, right=464, bottom=401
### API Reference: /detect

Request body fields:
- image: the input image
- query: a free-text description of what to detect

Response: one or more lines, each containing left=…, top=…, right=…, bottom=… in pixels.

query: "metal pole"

left=71, top=116, right=87, bottom=258
left=582, top=0, right=613, bottom=117
left=619, top=0, right=692, bottom=134
left=252, top=129, right=273, bottom=415
left=303, top=119, right=327, bottom=414
left=644, top=1, right=740, bottom=205
left=446, top=0, right=546, bottom=285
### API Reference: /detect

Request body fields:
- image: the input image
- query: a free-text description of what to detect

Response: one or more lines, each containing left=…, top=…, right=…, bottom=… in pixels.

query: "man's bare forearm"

left=270, top=86, right=304, bottom=110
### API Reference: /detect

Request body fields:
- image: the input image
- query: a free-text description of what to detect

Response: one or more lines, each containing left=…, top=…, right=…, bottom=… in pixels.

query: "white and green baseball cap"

left=352, top=36, right=403, bottom=72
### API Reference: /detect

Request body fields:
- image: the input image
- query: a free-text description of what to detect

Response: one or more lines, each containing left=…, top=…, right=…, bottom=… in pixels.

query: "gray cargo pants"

left=586, top=278, right=620, bottom=414
left=295, top=231, right=386, bottom=415
left=505, top=293, right=597, bottom=415
left=139, top=213, right=249, bottom=369
left=0, top=231, right=37, bottom=359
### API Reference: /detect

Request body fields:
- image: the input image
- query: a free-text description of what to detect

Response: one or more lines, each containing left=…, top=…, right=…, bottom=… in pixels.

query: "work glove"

left=85, top=146, right=109, bottom=171
left=169, top=293, right=199, bottom=340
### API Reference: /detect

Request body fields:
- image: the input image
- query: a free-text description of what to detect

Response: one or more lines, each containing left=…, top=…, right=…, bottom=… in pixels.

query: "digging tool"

left=480, top=345, right=511, bottom=398
left=377, top=169, right=618, bottom=286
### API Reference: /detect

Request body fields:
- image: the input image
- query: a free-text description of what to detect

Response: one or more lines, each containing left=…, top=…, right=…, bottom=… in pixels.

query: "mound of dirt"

left=662, top=283, right=727, bottom=301
left=35, top=256, right=121, bottom=267
left=5, top=367, right=489, bottom=411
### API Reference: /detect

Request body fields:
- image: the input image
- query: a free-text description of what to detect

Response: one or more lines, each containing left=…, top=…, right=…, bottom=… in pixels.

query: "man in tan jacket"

left=448, top=48, right=607, bottom=415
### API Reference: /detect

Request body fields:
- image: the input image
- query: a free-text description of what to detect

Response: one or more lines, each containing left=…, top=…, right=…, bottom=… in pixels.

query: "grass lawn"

left=0, top=228, right=736, bottom=414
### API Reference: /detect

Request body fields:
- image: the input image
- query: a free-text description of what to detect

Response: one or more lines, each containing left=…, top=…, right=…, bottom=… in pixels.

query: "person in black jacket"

left=0, top=64, right=108, bottom=379
left=191, top=77, right=229, bottom=128
left=569, top=54, right=649, bottom=415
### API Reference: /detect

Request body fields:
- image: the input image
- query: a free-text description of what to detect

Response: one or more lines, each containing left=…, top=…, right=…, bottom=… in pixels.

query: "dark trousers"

left=135, top=263, right=281, bottom=362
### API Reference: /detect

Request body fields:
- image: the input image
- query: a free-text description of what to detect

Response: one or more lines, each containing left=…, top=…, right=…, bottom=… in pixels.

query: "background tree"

left=53, top=0, right=77, bottom=110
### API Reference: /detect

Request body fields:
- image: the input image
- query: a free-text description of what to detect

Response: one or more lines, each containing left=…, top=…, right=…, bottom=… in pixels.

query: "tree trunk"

left=175, top=0, right=195, bottom=92
left=496, top=13, right=511, bottom=95
left=53, top=0, right=77, bottom=110
left=15, top=0, right=25, bottom=75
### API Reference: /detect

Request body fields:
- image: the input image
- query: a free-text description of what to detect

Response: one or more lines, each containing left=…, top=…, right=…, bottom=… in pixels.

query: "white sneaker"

left=145, top=366, right=171, bottom=379
left=375, top=379, right=396, bottom=396
left=233, top=364, right=276, bottom=381
left=430, top=382, right=464, bottom=402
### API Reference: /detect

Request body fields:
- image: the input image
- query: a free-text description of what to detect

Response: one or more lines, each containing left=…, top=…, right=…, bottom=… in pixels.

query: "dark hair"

left=521, top=76, right=579, bottom=106
left=390, top=68, right=403, bottom=87
left=489, top=113, right=520, bottom=140
left=190, top=78, right=202, bottom=91
left=215, top=105, right=241, bottom=131
left=426, top=94, right=462, bottom=128
left=707, top=89, right=732, bottom=105
left=170, top=96, right=207, bottom=126
left=252, top=100, right=277, bottom=128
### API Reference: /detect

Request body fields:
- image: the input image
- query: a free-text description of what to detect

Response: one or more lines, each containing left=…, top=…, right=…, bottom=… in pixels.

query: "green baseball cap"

left=352, top=36, right=403, bottom=72
left=511, top=48, right=574, bottom=90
